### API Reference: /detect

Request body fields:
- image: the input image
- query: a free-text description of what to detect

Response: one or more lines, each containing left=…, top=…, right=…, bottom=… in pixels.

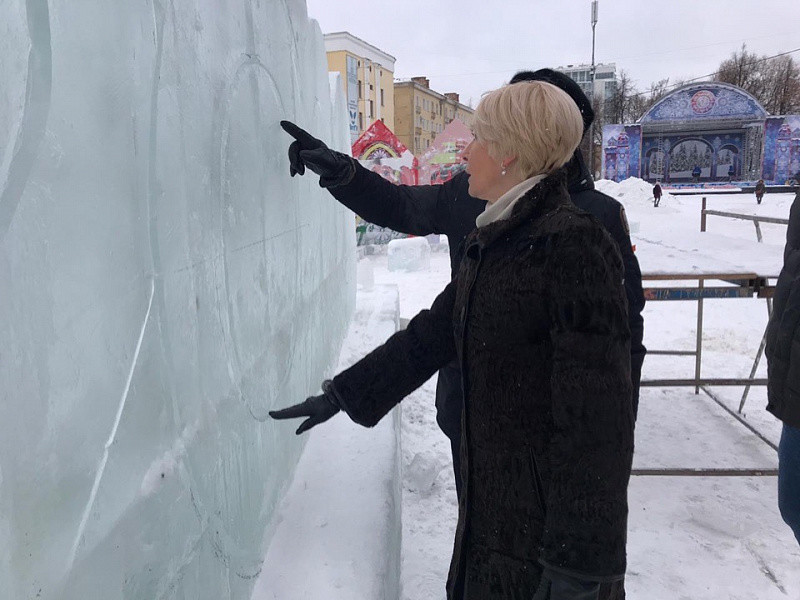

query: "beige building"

left=394, top=77, right=474, bottom=155
left=323, top=32, right=396, bottom=143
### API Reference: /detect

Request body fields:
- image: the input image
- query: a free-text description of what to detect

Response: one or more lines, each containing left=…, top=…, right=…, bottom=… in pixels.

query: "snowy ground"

left=259, top=182, right=800, bottom=600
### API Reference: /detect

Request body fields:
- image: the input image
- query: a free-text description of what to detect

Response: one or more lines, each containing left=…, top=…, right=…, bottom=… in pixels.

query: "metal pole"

left=701, top=196, right=707, bottom=232
left=589, top=0, right=598, bottom=177
left=753, top=220, right=763, bottom=243
left=740, top=295, right=774, bottom=413
left=695, top=279, right=704, bottom=394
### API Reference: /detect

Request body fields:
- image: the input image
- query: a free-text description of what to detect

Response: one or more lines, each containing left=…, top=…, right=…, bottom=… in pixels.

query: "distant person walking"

left=755, top=179, right=766, bottom=204
left=653, top=181, right=663, bottom=207
left=692, top=165, right=701, bottom=183
left=765, top=171, right=800, bottom=546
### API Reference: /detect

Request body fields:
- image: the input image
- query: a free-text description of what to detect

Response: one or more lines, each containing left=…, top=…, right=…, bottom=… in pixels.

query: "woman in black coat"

left=765, top=174, right=800, bottom=544
left=272, top=81, right=634, bottom=600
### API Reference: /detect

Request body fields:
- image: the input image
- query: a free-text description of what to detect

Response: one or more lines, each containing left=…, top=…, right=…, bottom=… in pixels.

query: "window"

left=358, top=81, right=363, bottom=99
left=381, top=88, right=385, bottom=106
left=358, top=112, right=363, bottom=130
left=426, top=139, right=430, bottom=148
left=416, top=96, right=420, bottom=107
left=369, top=100, right=374, bottom=116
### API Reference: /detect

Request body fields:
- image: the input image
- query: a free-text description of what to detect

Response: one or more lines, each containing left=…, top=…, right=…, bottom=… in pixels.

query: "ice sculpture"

left=0, top=1, right=355, bottom=598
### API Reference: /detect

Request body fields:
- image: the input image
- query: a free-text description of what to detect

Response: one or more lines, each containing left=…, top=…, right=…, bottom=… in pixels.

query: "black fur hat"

left=510, top=69, right=595, bottom=134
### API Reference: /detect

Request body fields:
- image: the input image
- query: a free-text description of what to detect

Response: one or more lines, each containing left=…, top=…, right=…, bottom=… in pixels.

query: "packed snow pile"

left=388, top=237, right=431, bottom=272
left=595, top=177, right=677, bottom=205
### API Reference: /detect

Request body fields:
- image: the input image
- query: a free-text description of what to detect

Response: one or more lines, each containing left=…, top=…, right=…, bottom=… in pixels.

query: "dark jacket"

left=766, top=190, right=800, bottom=428
left=653, top=184, right=662, bottom=198
left=327, top=172, right=635, bottom=599
left=331, top=151, right=646, bottom=427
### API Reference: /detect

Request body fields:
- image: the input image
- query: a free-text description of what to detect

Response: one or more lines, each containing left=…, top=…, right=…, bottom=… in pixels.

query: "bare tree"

left=714, top=44, right=800, bottom=114
left=762, top=55, right=800, bottom=115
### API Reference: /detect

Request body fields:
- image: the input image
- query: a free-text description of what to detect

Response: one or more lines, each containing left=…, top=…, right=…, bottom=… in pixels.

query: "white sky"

left=304, top=0, right=800, bottom=107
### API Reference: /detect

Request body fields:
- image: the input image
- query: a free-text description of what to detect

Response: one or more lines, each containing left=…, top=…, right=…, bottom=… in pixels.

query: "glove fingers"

left=295, top=417, right=317, bottom=435
left=269, top=400, right=312, bottom=420
left=287, top=141, right=305, bottom=177
left=280, top=120, right=321, bottom=148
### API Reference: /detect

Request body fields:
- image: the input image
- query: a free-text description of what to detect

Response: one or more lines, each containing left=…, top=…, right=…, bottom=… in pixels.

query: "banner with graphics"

left=416, top=118, right=472, bottom=185
left=351, top=121, right=416, bottom=245
left=762, top=116, right=800, bottom=184
left=601, top=125, right=642, bottom=182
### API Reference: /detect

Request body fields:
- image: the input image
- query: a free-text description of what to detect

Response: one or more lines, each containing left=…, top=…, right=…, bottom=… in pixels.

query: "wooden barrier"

left=700, top=196, right=788, bottom=242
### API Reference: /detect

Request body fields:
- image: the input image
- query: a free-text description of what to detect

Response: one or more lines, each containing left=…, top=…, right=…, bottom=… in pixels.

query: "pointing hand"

left=280, top=120, right=355, bottom=188
left=269, top=390, right=340, bottom=435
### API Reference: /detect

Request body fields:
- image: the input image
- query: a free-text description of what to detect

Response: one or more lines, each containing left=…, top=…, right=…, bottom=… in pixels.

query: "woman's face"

left=462, top=138, right=511, bottom=203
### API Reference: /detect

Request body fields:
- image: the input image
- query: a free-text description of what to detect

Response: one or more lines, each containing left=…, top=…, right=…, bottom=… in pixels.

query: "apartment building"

left=557, top=62, right=618, bottom=107
left=394, top=77, right=474, bottom=155
left=323, top=32, right=396, bottom=143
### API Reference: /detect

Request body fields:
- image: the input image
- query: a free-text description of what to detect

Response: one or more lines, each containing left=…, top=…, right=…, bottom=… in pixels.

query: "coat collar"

left=465, top=168, right=570, bottom=253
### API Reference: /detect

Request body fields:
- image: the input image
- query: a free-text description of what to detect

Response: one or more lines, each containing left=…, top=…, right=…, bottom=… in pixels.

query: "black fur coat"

left=328, top=170, right=635, bottom=599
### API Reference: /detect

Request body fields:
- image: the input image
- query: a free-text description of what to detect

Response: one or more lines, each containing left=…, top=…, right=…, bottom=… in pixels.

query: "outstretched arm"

left=271, top=280, right=458, bottom=431
left=281, top=120, right=452, bottom=236
left=329, top=280, right=458, bottom=426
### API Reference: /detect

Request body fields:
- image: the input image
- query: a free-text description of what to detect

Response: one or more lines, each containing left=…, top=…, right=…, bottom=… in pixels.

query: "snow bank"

left=253, top=282, right=403, bottom=600
left=595, top=177, right=677, bottom=204
left=388, top=237, right=432, bottom=272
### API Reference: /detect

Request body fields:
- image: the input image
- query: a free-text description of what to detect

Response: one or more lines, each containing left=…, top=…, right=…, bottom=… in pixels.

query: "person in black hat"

left=279, top=69, right=645, bottom=502
left=274, top=79, right=633, bottom=600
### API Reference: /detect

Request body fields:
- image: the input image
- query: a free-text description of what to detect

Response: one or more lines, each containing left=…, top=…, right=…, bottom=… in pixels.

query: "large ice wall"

left=0, top=1, right=355, bottom=598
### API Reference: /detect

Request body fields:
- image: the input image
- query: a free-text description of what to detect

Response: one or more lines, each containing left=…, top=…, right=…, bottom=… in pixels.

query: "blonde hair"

left=472, top=81, right=584, bottom=179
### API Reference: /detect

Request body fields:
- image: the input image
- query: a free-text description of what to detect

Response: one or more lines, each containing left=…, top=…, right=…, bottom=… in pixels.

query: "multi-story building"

left=323, top=32, right=396, bottom=143
left=394, top=77, right=474, bottom=155
left=558, top=62, right=618, bottom=107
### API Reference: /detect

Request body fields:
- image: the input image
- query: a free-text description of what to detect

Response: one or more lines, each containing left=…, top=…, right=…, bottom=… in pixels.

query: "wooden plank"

left=703, top=210, right=789, bottom=226
left=642, top=272, right=758, bottom=281
left=641, top=378, right=768, bottom=387
left=643, top=286, right=754, bottom=301
left=632, top=468, right=777, bottom=476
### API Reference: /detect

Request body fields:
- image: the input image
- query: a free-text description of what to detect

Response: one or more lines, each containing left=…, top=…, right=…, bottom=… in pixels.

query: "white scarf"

left=475, top=174, right=546, bottom=228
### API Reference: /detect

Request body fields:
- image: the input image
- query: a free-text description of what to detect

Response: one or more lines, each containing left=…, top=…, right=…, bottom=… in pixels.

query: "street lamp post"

left=589, top=0, right=598, bottom=178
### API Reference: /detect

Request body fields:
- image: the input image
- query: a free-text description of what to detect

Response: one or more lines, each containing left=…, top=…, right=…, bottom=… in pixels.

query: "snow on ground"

left=260, top=180, right=800, bottom=600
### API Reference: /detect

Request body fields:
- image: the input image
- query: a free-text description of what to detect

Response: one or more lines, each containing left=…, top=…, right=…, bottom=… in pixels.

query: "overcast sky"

left=305, top=0, right=800, bottom=107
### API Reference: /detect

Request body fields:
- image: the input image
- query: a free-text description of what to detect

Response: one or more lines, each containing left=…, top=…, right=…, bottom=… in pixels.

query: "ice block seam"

left=68, top=277, right=155, bottom=569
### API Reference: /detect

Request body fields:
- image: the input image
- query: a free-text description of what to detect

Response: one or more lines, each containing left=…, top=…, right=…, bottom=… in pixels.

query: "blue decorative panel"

left=639, top=132, right=744, bottom=182
left=640, top=83, right=767, bottom=123
left=762, top=116, right=800, bottom=184
left=602, top=125, right=642, bottom=182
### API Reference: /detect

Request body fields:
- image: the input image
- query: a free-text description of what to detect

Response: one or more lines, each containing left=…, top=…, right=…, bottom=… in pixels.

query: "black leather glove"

left=269, top=382, right=341, bottom=435
left=280, top=120, right=356, bottom=188
left=532, top=569, right=600, bottom=600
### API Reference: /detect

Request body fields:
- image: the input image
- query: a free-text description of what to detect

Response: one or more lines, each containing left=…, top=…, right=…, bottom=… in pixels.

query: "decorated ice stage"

left=603, top=82, right=800, bottom=186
